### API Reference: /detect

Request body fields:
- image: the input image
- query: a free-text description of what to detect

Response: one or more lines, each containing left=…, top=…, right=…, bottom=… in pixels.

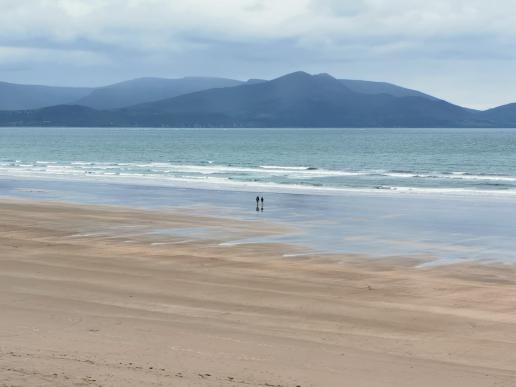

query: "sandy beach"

left=1, top=198, right=516, bottom=387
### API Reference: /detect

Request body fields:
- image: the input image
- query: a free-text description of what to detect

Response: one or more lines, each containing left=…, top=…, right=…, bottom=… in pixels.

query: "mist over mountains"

left=0, top=71, right=515, bottom=127
left=0, top=81, right=92, bottom=111
left=75, top=77, right=244, bottom=109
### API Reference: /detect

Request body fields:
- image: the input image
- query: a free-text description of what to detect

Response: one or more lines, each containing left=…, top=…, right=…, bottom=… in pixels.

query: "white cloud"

left=0, top=45, right=108, bottom=65
left=2, top=0, right=514, bottom=46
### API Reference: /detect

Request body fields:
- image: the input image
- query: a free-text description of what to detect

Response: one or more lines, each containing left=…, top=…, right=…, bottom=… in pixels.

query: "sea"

left=1, top=127, right=516, bottom=195
left=1, top=127, right=516, bottom=264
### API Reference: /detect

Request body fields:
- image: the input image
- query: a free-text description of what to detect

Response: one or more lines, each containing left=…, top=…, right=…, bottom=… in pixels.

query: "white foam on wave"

left=63, top=162, right=371, bottom=178
left=8, top=160, right=516, bottom=183
left=447, top=172, right=516, bottom=182
left=3, top=168, right=516, bottom=199
left=71, top=161, right=94, bottom=165
left=2, top=160, right=516, bottom=198
left=260, top=165, right=314, bottom=170
left=380, top=171, right=516, bottom=183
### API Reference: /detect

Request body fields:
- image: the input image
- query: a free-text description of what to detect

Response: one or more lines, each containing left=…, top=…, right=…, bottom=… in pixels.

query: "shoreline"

left=2, top=175, right=516, bottom=265
left=1, top=198, right=516, bottom=386
left=3, top=172, right=516, bottom=199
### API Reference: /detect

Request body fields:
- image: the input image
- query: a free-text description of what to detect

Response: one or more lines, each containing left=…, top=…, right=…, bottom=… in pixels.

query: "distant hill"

left=112, top=71, right=476, bottom=127
left=1, top=71, right=516, bottom=127
left=75, top=77, right=244, bottom=109
left=74, top=76, right=439, bottom=110
left=0, top=74, right=444, bottom=112
left=479, top=103, right=516, bottom=127
left=0, top=105, right=115, bottom=127
left=0, top=81, right=92, bottom=110
left=339, top=78, right=437, bottom=100
left=0, top=77, right=244, bottom=111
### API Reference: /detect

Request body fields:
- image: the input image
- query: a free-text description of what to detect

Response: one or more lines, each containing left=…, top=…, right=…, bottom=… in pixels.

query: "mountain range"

left=0, top=71, right=515, bottom=127
left=0, top=81, right=92, bottom=110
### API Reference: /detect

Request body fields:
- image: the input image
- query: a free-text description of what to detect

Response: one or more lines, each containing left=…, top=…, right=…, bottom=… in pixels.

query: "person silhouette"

left=260, top=196, right=264, bottom=211
left=256, top=196, right=260, bottom=211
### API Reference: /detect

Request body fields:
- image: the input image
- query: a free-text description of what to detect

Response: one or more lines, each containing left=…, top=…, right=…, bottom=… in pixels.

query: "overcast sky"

left=1, top=0, right=516, bottom=109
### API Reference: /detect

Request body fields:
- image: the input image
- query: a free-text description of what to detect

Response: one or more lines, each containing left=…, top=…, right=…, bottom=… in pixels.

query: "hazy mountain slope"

left=75, top=77, right=244, bottom=109
left=0, top=75, right=441, bottom=112
left=118, top=71, right=474, bottom=127
left=479, top=103, right=516, bottom=127
left=0, top=105, right=117, bottom=126
left=339, top=79, right=437, bottom=100
left=0, top=81, right=92, bottom=110
left=0, top=71, right=511, bottom=127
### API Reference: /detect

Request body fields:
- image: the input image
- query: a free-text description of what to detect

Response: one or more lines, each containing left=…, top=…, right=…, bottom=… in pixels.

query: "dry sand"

left=1, top=198, right=516, bottom=387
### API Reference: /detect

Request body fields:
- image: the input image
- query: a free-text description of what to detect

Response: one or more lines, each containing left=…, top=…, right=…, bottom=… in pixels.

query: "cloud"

left=0, top=45, right=108, bottom=66
left=3, top=0, right=514, bottom=52
left=1, top=0, right=516, bottom=108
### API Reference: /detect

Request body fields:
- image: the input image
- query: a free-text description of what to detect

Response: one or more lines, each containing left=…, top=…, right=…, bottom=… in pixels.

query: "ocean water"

left=1, top=127, right=516, bottom=196
left=1, top=127, right=516, bottom=263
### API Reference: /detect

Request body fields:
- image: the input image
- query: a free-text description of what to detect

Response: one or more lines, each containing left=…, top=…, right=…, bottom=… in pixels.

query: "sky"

left=1, top=0, right=516, bottom=109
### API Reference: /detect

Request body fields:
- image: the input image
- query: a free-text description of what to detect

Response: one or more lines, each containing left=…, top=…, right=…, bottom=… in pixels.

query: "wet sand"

left=1, top=198, right=516, bottom=387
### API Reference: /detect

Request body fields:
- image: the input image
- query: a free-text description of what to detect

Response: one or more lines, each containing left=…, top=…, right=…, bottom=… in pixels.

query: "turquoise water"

left=1, top=127, right=516, bottom=195
left=2, top=127, right=516, bottom=263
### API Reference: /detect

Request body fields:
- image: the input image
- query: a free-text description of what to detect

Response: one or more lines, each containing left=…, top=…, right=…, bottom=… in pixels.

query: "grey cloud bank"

left=1, top=0, right=516, bottom=109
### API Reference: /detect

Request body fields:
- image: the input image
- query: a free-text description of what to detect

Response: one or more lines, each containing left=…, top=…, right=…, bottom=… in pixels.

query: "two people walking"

left=256, top=195, right=264, bottom=212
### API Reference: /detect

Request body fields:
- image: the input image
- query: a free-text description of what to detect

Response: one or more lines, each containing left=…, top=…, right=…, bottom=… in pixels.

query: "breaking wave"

left=1, top=160, right=516, bottom=196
